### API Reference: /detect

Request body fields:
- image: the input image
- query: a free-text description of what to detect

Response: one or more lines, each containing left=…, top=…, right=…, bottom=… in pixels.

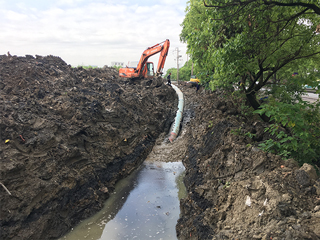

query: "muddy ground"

left=1, top=54, right=320, bottom=240
left=0, top=54, right=177, bottom=240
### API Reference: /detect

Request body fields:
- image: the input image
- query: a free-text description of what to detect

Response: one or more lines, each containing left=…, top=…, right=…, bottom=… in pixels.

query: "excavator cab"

left=146, top=62, right=154, bottom=77
left=141, top=62, right=154, bottom=78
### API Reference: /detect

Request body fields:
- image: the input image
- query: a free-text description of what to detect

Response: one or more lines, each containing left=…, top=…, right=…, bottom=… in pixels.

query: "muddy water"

left=60, top=91, right=191, bottom=240
left=59, top=160, right=186, bottom=240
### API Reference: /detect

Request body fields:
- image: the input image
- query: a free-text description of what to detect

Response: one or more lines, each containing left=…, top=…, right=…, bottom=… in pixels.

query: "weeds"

left=230, top=127, right=242, bottom=135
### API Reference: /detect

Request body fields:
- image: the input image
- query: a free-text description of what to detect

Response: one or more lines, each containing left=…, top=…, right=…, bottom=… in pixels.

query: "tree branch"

left=203, top=0, right=253, bottom=8
left=263, top=1, right=320, bottom=15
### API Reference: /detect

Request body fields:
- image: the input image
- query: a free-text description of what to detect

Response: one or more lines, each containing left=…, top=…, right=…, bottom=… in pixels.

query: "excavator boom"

left=156, top=40, right=170, bottom=76
left=119, top=39, right=170, bottom=79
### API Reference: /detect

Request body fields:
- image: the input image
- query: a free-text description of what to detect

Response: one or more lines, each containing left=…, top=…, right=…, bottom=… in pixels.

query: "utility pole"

left=174, top=47, right=182, bottom=83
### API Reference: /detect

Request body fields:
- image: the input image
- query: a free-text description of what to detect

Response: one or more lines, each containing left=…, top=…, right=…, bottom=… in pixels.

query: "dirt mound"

left=1, top=55, right=319, bottom=240
left=176, top=86, right=320, bottom=240
left=0, top=54, right=177, bottom=240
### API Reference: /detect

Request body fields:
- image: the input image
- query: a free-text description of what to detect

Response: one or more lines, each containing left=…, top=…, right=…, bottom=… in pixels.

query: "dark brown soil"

left=0, top=54, right=177, bottom=240
left=1, top=54, right=320, bottom=240
left=176, top=84, right=320, bottom=240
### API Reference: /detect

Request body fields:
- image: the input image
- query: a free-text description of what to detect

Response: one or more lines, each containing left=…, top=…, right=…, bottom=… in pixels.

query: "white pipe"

left=169, top=84, right=184, bottom=142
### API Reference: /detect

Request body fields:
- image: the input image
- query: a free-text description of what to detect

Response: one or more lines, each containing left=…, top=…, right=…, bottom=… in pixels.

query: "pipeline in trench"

left=169, top=84, right=184, bottom=142
left=59, top=84, right=187, bottom=240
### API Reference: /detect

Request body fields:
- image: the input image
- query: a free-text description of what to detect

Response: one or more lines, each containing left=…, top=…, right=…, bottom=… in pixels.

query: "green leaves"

left=182, top=0, right=320, bottom=165
left=165, top=59, right=196, bottom=82
left=254, top=101, right=320, bottom=164
left=181, top=0, right=320, bottom=95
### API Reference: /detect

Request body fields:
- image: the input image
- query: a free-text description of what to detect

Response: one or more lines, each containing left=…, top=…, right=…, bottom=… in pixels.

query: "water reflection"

left=59, top=161, right=186, bottom=240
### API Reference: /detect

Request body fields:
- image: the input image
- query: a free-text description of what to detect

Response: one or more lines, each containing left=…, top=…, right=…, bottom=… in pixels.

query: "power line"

left=173, top=47, right=182, bottom=81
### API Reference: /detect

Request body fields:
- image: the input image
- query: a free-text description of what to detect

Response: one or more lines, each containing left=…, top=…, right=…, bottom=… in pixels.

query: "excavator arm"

left=136, top=39, right=170, bottom=76
left=119, top=39, right=170, bottom=79
left=156, top=39, right=170, bottom=76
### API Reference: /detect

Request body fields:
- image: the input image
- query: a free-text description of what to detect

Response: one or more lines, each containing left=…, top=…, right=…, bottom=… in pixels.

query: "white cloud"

left=0, top=1, right=188, bottom=71
left=56, top=0, right=85, bottom=7
left=5, top=10, right=28, bottom=21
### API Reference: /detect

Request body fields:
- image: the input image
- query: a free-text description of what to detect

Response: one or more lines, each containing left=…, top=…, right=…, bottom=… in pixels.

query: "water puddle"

left=59, top=161, right=186, bottom=240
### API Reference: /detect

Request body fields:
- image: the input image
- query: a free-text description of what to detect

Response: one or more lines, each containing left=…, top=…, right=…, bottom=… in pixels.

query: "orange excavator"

left=119, top=39, right=170, bottom=79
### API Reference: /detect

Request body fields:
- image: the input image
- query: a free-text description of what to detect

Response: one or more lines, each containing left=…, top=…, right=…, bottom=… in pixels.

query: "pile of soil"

left=0, top=54, right=177, bottom=240
left=176, top=85, right=320, bottom=240
left=1, top=53, right=319, bottom=240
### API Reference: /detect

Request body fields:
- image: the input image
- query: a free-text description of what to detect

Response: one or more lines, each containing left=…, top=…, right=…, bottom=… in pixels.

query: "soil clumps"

left=1, top=53, right=320, bottom=240
left=0, top=54, right=177, bottom=240
left=176, top=85, right=320, bottom=240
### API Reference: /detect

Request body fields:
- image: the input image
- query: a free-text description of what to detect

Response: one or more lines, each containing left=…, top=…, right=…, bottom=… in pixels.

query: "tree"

left=181, top=0, right=320, bottom=117
left=165, top=60, right=199, bottom=81
left=181, top=0, right=320, bottom=164
left=112, top=65, right=122, bottom=71
left=165, top=68, right=177, bottom=80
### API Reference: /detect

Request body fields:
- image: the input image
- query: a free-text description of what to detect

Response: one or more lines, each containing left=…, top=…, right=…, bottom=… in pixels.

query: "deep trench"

left=58, top=85, right=193, bottom=240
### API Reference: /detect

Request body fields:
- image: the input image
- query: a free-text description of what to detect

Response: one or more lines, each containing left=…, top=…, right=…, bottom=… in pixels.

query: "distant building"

left=111, top=62, right=124, bottom=67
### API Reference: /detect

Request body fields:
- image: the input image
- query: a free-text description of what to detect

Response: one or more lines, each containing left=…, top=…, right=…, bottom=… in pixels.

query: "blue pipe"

left=169, top=84, right=184, bottom=142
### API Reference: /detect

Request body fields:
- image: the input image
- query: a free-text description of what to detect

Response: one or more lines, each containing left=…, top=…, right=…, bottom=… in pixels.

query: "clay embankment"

left=0, top=55, right=177, bottom=240
left=176, top=85, right=320, bottom=240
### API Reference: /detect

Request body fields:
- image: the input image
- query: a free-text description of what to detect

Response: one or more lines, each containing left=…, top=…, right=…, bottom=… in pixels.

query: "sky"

left=0, top=0, right=189, bottom=72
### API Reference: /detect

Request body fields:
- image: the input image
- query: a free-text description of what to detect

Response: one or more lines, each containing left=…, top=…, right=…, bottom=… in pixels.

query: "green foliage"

left=181, top=0, right=320, bottom=106
left=112, top=65, right=121, bottom=71
left=181, top=0, right=320, bottom=165
left=245, top=132, right=256, bottom=139
left=166, top=59, right=201, bottom=81
left=223, top=180, right=231, bottom=189
left=230, top=127, right=242, bottom=136
left=166, top=68, right=177, bottom=80
left=76, top=65, right=98, bottom=69
left=254, top=100, right=320, bottom=164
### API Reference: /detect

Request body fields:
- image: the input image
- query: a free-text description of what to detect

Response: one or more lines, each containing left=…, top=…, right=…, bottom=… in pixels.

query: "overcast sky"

left=0, top=0, right=189, bottom=71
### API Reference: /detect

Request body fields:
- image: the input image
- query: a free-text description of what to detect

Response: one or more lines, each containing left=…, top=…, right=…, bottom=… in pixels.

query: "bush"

left=254, top=100, right=320, bottom=165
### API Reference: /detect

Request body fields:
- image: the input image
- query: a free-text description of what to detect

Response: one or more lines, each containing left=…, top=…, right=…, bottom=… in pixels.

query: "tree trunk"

left=246, top=92, right=270, bottom=122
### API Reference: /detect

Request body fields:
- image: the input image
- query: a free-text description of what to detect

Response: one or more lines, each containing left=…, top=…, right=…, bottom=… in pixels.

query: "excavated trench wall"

left=175, top=86, right=320, bottom=240
left=0, top=55, right=178, bottom=240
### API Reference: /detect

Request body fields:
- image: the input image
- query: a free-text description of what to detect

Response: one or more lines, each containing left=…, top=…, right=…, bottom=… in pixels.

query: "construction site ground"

left=1, top=55, right=320, bottom=240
